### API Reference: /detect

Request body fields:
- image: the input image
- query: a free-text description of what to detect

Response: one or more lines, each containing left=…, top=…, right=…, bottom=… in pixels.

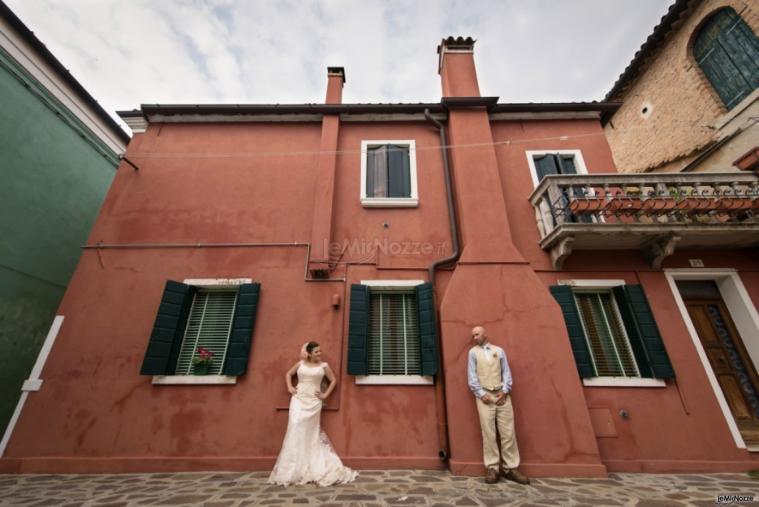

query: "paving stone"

left=334, top=494, right=377, bottom=500
left=27, top=499, right=67, bottom=507
left=156, top=495, right=209, bottom=505
left=203, top=502, right=236, bottom=507
left=411, top=476, right=446, bottom=482
left=477, top=498, right=511, bottom=507
left=384, top=495, right=427, bottom=504
left=635, top=501, right=686, bottom=507
left=456, top=497, right=480, bottom=506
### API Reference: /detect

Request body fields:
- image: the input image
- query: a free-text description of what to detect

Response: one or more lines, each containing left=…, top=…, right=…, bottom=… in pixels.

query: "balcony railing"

left=528, top=172, right=759, bottom=269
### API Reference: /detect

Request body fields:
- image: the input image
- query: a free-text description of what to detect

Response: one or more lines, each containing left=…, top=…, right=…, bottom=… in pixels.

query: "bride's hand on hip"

left=288, top=386, right=298, bottom=395
left=316, top=391, right=327, bottom=400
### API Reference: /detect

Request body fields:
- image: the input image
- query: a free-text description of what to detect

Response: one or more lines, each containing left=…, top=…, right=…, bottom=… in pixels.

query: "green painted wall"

left=0, top=46, right=119, bottom=437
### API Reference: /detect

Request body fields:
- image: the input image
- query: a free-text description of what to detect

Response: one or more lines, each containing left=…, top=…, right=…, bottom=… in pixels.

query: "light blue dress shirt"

left=467, top=342, right=513, bottom=399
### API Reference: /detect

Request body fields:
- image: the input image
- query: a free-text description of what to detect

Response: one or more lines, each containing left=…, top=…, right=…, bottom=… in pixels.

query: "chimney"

left=325, top=67, right=345, bottom=104
left=437, top=37, right=479, bottom=98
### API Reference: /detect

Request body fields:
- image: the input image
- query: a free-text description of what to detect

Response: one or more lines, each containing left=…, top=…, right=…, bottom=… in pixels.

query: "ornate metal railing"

left=528, top=172, right=759, bottom=268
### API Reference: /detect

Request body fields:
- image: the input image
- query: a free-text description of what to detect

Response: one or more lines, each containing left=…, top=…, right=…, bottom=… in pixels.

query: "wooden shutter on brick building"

left=140, top=280, right=195, bottom=375
left=694, top=8, right=759, bottom=110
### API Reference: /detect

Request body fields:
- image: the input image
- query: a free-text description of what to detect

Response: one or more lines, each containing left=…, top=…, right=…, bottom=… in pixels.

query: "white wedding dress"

left=268, top=361, right=357, bottom=486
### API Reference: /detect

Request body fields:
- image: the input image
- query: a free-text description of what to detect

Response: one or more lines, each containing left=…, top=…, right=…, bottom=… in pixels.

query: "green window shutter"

left=550, top=285, right=595, bottom=378
left=347, top=284, right=370, bottom=375
left=612, top=285, right=675, bottom=379
left=416, top=282, right=439, bottom=376
left=141, top=280, right=195, bottom=375
left=222, top=283, right=261, bottom=376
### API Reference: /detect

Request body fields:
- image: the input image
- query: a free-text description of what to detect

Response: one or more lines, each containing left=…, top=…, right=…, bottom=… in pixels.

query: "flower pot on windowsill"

left=193, top=362, right=212, bottom=375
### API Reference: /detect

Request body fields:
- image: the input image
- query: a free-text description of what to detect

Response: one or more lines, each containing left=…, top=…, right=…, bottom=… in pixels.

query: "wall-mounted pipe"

left=424, top=108, right=462, bottom=462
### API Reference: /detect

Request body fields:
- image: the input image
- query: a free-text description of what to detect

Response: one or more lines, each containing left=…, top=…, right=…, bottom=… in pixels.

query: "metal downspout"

left=424, top=108, right=462, bottom=462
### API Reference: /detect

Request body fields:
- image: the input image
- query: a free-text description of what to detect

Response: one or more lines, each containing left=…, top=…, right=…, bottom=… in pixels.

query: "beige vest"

left=473, top=345, right=503, bottom=391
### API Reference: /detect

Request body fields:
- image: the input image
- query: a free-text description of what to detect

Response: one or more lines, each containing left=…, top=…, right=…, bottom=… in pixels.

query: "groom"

left=467, top=325, right=530, bottom=485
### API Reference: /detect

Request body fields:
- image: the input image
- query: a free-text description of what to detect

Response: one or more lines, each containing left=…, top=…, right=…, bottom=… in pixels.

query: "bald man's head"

left=472, top=326, right=487, bottom=346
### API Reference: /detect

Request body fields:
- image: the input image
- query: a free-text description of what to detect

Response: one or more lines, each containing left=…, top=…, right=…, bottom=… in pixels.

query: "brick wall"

left=604, top=0, right=759, bottom=173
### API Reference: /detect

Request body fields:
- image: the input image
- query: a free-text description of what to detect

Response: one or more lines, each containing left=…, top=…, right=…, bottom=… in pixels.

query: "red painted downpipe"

left=424, top=108, right=461, bottom=462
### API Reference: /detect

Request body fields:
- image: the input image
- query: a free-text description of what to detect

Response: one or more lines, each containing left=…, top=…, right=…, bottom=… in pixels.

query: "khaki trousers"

left=475, top=390, right=520, bottom=470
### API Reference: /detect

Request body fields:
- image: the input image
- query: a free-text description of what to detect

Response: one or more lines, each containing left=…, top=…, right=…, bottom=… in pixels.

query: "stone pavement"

left=0, top=470, right=757, bottom=507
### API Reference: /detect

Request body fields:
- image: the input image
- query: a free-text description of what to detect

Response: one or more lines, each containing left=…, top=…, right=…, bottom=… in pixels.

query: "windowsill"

left=152, top=375, right=238, bottom=385
left=582, top=377, right=666, bottom=388
left=355, top=375, right=433, bottom=385
left=745, top=445, right=759, bottom=453
left=361, top=197, right=419, bottom=208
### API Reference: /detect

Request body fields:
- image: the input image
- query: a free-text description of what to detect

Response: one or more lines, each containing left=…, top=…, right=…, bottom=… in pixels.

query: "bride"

left=268, top=341, right=358, bottom=486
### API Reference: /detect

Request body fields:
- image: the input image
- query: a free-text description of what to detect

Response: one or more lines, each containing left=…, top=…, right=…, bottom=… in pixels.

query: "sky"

left=6, top=0, right=672, bottom=129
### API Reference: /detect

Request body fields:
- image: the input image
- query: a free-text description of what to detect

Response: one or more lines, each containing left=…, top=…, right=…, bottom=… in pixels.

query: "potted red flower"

left=193, top=347, right=215, bottom=375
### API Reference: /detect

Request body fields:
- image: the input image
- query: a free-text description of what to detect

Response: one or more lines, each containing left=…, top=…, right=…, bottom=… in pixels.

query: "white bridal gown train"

left=268, top=361, right=357, bottom=486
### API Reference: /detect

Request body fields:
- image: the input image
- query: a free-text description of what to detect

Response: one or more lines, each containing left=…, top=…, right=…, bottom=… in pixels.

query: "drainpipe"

left=424, top=108, right=462, bottom=462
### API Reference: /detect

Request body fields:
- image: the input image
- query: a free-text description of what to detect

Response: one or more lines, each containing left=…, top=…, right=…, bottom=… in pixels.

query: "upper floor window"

left=360, top=140, right=418, bottom=208
left=526, top=150, right=588, bottom=188
left=693, top=8, right=759, bottom=110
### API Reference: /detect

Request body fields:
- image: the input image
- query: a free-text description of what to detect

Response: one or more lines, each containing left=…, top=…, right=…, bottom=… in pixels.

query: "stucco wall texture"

left=604, top=0, right=759, bottom=173
left=2, top=39, right=759, bottom=477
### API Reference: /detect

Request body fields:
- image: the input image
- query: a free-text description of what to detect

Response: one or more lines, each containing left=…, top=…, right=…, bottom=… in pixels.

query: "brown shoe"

left=484, top=467, right=499, bottom=484
left=501, top=468, right=530, bottom=485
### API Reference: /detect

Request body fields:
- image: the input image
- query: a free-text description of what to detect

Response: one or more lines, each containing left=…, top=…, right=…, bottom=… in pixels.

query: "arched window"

left=693, top=8, right=759, bottom=110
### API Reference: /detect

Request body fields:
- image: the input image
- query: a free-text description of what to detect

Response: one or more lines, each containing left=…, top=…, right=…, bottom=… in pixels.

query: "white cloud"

left=5, top=0, right=671, bottom=129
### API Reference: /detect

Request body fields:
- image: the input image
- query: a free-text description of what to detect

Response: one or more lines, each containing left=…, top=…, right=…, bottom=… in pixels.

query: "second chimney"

left=437, top=37, right=479, bottom=97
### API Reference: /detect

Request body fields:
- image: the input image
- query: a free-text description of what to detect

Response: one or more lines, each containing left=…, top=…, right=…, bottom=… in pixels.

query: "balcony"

left=529, top=172, right=759, bottom=269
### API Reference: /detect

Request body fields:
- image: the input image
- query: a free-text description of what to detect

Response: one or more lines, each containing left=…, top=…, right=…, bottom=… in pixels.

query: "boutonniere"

left=492, top=351, right=498, bottom=359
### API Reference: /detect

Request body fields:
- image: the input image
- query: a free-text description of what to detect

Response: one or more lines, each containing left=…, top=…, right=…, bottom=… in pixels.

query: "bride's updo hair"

left=300, top=341, right=320, bottom=360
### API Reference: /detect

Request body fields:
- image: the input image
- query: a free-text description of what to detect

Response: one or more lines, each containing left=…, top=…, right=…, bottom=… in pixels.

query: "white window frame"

left=525, top=149, right=589, bottom=189
left=526, top=150, right=599, bottom=233
left=558, top=279, right=666, bottom=388
left=665, top=269, right=759, bottom=451
left=152, top=278, right=252, bottom=386
left=355, top=279, right=432, bottom=385
left=360, top=140, right=419, bottom=208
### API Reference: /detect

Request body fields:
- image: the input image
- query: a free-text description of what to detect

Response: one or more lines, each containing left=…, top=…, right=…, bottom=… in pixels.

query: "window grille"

left=175, top=289, right=238, bottom=375
left=367, top=290, right=421, bottom=375
left=574, top=291, right=639, bottom=377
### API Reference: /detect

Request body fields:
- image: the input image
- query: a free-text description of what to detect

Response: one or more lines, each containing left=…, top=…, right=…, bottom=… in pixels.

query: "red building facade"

left=1, top=38, right=758, bottom=476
